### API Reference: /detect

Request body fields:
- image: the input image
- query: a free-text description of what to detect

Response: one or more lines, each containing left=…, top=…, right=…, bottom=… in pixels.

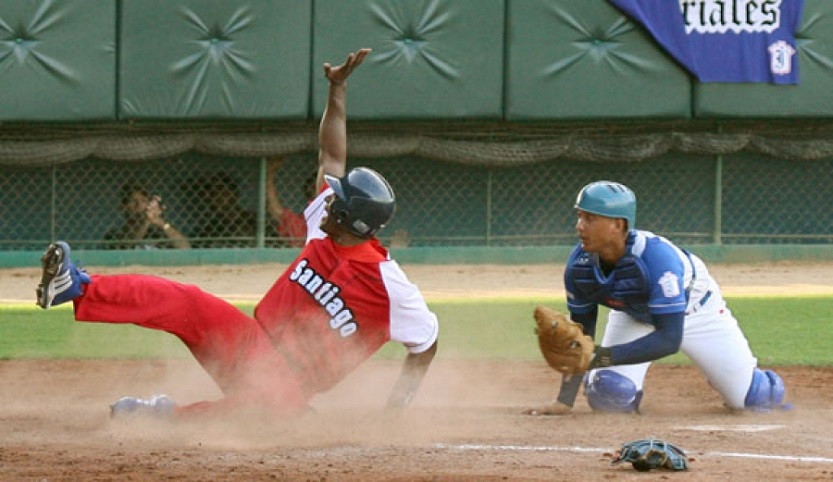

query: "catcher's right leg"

left=586, top=311, right=652, bottom=413
left=584, top=370, right=643, bottom=413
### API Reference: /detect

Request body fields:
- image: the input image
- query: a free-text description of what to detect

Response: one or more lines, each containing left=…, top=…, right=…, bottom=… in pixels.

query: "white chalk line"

left=431, top=443, right=833, bottom=464
left=680, top=424, right=784, bottom=432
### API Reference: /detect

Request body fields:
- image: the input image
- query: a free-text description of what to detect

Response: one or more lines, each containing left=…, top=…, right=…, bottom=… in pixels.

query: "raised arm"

left=316, top=48, right=371, bottom=192
left=266, top=157, right=288, bottom=220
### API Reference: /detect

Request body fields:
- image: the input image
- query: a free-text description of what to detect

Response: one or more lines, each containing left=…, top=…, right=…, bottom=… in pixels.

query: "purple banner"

left=608, top=0, right=803, bottom=84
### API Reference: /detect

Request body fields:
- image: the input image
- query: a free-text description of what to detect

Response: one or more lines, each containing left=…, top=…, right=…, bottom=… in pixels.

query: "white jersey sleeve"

left=303, top=187, right=332, bottom=243
left=380, top=260, right=439, bottom=354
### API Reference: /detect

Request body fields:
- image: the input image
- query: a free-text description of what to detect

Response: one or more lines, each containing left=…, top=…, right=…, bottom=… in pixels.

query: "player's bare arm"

left=141, top=194, right=190, bottom=249
left=386, top=340, right=438, bottom=410
left=265, top=157, right=287, bottom=219
left=316, top=48, right=372, bottom=192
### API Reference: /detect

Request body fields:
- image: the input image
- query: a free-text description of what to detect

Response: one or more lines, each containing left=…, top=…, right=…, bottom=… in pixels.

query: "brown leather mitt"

left=533, top=306, right=596, bottom=376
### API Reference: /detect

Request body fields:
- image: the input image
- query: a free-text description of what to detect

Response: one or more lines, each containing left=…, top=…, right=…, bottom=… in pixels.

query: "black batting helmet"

left=324, top=167, right=396, bottom=238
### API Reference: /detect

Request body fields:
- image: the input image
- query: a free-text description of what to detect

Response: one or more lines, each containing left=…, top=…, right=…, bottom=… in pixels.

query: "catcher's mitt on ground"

left=533, top=306, right=595, bottom=376
left=611, top=438, right=690, bottom=472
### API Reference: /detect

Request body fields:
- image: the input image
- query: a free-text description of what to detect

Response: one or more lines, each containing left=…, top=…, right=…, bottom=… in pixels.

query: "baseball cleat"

left=35, top=241, right=90, bottom=309
left=110, top=394, right=176, bottom=419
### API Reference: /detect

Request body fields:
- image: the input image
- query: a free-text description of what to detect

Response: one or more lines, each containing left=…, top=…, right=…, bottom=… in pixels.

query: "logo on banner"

left=769, top=40, right=796, bottom=75
left=680, top=0, right=782, bottom=34
left=609, top=0, right=802, bottom=83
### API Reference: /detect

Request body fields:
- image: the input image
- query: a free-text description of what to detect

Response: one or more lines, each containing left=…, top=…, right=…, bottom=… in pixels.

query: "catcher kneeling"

left=527, top=181, right=789, bottom=415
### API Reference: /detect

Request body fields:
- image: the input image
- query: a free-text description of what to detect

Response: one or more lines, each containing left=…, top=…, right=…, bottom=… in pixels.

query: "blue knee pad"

left=744, top=368, right=787, bottom=410
left=584, top=370, right=643, bottom=414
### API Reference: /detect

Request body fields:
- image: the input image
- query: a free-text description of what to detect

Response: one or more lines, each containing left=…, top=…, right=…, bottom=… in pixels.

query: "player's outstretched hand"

left=524, top=401, right=573, bottom=416
left=324, top=48, right=371, bottom=85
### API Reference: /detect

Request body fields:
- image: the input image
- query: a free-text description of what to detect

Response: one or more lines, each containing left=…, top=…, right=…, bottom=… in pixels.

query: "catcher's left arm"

left=525, top=306, right=614, bottom=415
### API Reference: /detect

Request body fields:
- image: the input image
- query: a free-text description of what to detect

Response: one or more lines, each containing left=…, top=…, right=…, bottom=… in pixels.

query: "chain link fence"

left=1, top=151, right=832, bottom=251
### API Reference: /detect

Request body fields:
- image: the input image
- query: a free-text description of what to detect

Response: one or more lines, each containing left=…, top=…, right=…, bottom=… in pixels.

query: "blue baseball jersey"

left=565, top=230, right=692, bottom=325
left=608, top=0, right=803, bottom=84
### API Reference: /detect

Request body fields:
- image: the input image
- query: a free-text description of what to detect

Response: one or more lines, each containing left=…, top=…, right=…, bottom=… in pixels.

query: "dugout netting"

left=1, top=120, right=832, bottom=250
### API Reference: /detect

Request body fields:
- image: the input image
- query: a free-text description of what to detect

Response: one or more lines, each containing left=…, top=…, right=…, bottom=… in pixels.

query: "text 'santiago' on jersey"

left=289, top=259, right=357, bottom=337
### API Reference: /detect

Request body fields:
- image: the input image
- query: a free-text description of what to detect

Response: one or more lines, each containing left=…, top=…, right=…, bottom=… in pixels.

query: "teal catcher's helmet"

left=575, top=181, right=636, bottom=228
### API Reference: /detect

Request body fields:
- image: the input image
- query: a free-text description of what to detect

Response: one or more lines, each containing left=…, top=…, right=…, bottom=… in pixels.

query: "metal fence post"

left=256, top=157, right=267, bottom=248
left=486, top=169, right=493, bottom=246
left=50, top=165, right=57, bottom=243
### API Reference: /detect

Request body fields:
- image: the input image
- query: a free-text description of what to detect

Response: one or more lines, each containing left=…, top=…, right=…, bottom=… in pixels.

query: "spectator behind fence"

left=266, top=157, right=316, bottom=248
left=191, top=173, right=258, bottom=248
left=103, top=182, right=190, bottom=250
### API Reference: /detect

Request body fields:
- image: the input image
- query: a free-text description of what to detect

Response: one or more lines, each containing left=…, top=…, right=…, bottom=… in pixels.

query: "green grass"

left=1, top=296, right=831, bottom=365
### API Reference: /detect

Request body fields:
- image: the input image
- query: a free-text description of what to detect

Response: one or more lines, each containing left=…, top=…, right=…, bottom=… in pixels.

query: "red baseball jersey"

left=254, top=187, right=438, bottom=394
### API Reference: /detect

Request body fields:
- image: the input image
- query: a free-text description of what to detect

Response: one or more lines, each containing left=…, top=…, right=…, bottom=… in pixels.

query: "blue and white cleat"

left=36, top=241, right=90, bottom=309
left=110, top=394, right=176, bottom=419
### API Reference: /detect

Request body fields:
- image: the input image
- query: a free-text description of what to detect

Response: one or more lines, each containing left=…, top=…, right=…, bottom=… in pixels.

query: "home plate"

left=680, top=424, right=784, bottom=432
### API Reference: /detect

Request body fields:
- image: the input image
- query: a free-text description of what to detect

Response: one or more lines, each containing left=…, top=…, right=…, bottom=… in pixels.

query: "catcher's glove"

left=533, top=306, right=596, bottom=376
left=611, top=438, right=689, bottom=472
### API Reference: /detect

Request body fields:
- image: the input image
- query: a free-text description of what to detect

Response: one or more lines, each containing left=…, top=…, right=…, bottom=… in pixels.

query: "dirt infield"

left=1, top=261, right=832, bottom=481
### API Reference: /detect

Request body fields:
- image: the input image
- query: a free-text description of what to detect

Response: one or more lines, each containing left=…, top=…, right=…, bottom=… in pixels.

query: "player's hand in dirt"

left=524, top=401, right=573, bottom=416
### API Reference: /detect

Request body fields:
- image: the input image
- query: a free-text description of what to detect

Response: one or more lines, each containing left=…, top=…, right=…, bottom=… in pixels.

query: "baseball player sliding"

left=529, top=181, right=788, bottom=415
left=35, top=48, right=439, bottom=421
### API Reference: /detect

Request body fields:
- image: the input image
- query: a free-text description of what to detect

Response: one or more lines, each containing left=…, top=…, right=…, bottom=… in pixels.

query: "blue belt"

left=686, top=290, right=712, bottom=315
left=682, top=249, right=697, bottom=295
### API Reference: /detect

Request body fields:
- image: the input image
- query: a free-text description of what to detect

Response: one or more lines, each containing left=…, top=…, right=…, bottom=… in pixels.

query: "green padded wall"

left=694, top=0, right=833, bottom=117
left=0, top=0, right=116, bottom=121
left=3, top=0, right=833, bottom=123
left=311, top=0, right=505, bottom=120
left=505, top=0, right=691, bottom=120
left=119, top=0, right=311, bottom=119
